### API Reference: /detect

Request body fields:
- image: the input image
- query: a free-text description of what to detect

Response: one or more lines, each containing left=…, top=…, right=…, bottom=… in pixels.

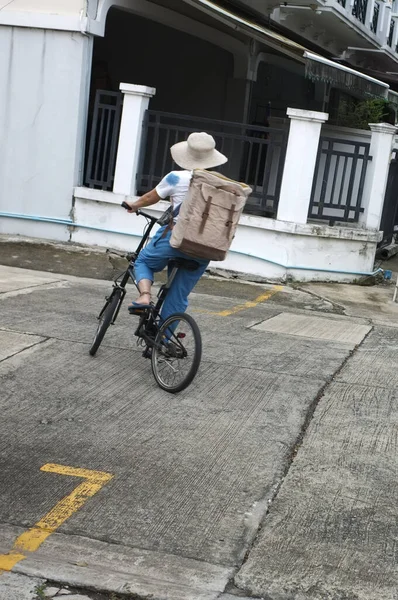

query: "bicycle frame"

left=99, top=210, right=159, bottom=326
left=90, top=207, right=202, bottom=391
left=101, top=208, right=181, bottom=338
left=133, top=264, right=181, bottom=350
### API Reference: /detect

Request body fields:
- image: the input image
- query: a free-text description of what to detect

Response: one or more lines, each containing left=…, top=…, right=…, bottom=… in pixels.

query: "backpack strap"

left=161, top=199, right=183, bottom=237
left=162, top=172, right=195, bottom=237
left=199, top=194, right=212, bottom=235
left=225, top=203, right=235, bottom=238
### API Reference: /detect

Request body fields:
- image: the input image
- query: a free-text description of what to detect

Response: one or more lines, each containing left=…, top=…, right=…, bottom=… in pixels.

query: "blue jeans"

left=134, top=226, right=209, bottom=321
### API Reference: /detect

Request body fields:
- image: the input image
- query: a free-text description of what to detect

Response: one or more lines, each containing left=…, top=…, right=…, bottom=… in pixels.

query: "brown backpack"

left=169, top=170, right=252, bottom=261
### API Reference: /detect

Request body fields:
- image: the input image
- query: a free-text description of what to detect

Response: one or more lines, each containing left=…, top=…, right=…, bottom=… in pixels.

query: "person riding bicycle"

left=125, top=132, right=228, bottom=320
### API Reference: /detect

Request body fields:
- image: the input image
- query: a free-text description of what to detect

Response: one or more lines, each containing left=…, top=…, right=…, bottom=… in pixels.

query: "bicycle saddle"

left=169, top=258, right=200, bottom=271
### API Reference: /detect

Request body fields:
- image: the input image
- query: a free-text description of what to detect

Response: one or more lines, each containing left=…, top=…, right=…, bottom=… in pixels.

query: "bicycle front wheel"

left=151, top=312, right=202, bottom=393
left=89, top=288, right=122, bottom=356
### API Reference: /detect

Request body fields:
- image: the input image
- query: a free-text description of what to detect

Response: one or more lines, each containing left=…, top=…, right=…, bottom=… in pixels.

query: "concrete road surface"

left=0, top=265, right=397, bottom=600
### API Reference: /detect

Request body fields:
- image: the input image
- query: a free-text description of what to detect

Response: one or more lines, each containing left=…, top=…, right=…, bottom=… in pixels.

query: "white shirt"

left=156, top=170, right=192, bottom=220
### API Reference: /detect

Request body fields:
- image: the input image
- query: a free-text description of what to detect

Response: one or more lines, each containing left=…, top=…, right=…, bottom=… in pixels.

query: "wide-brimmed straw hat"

left=170, top=132, right=228, bottom=170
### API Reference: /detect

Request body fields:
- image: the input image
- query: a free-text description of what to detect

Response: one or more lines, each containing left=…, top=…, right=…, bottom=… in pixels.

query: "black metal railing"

left=137, top=111, right=287, bottom=217
left=337, top=0, right=346, bottom=7
left=371, top=2, right=379, bottom=33
left=308, top=137, right=372, bottom=224
left=388, top=18, right=395, bottom=46
left=84, top=90, right=123, bottom=190
left=352, top=0, right=368, bottom=23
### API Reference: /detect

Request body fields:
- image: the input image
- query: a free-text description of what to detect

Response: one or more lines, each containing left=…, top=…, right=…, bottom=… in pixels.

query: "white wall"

left=0, top=26, right=93, bottom=241
left=72, top=189, right=381, bottom=282
left=0, top=0, right=85, bottom=14
left=0, top=0, right=87, bottom=31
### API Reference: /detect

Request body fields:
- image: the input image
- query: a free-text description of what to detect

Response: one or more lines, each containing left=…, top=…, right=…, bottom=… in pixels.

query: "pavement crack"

left=0, top=327, right=49, bottom=338
left=0, top=337, right=50, bottom=364
left=228, top=324, right=374, bottom=596
left=0, top=281, right=63, bottom=296
left=296, top=285, right=347, bottom=315
left=284, top=329, right=374, bottom=462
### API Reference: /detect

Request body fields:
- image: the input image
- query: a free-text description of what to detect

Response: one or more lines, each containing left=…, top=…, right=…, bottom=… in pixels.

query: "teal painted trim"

left=0, top=211, right=382, bottom=277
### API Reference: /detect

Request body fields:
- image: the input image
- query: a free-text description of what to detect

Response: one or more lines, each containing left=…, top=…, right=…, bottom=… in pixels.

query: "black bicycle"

left=89, top=207, right=202, bottom=393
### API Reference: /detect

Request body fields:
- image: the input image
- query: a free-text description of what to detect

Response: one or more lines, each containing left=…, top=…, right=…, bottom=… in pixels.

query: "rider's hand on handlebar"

left=121, top=200, right=137, bottom=213
left=122, top=190, right=160, bottom=215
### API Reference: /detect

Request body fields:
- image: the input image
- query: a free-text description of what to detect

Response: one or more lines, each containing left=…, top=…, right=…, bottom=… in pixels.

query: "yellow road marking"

left=215, top=286, right=283, bottom=317
left=192, top=286, right=283, bottom=317
left=0, top=553, right=25, bottom=572
left=0, top=463, right=113, bottom=573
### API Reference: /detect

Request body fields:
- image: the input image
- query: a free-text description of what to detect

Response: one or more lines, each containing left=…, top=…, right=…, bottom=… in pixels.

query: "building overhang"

left=304, top=51, right=389, bottom=97
left=339, top=47, right=398, bottom=83
left=182, top=0, right=309, bottom=62
left=276, top=4, right=381, bottom=55
left=185, top=0, right=391, bottom=98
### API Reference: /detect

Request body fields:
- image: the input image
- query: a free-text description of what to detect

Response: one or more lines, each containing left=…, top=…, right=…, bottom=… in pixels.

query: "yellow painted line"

left=192, top=286, right=283, bottom=317
left=215, top=285, right=283, bottom=317
left=0, top=463, right=113, bottom=573
left=0, top=553, right=25, bottom=572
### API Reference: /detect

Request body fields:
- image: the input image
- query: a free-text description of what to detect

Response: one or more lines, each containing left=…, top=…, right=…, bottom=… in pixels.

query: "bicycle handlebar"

left=137, top=209, right=159, bottom=221
left=121, top=202, right=158, bottom=222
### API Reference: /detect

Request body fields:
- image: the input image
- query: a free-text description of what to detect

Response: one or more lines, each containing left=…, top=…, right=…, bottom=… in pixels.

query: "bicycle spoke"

left=157, top=357, right=179, bottom=374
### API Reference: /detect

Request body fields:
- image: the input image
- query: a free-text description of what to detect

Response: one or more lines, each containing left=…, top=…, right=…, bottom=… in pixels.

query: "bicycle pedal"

left=128, top=304, right=153, bottom=315
left=128, top=307, right=146, bottom=315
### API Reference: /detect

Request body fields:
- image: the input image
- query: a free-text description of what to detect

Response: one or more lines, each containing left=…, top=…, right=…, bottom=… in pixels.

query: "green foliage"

left=336, top=97, right=395, bottom=129
left=34, top=584, right=47, bottom=600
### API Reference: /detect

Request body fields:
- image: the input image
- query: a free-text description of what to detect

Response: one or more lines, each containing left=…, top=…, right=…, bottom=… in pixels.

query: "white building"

left=1, top=0, right=397, bottom=282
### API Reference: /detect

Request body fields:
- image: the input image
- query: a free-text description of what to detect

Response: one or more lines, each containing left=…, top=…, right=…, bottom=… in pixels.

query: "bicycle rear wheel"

left=151, top=312, right=202, bottom=393
left=89, top=288, right=122, bottom=356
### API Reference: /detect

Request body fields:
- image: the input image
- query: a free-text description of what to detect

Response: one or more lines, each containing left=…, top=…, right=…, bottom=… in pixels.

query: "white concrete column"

left=277, top=108, right=328, bottom=224
left=113, top=83, right=156, bottom=196
left=360, top=122, right=397, bottom=230
left=366, top=0, right=375, bottom=29
left=392, top=16, right=398, bottom=48
left=379, top=2, right=391, bottom=41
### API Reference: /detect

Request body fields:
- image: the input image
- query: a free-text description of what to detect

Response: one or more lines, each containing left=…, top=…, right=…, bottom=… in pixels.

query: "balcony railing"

left=328, top=0, right=398, bottom=56
left=370, top=2, right=380, bottom=33
left=352, top=0, right=368, bottom=24
left=388, top=17, right=395, bottom=46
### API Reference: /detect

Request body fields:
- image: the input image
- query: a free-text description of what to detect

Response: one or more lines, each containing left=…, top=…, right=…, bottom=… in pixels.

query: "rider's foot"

left=135, top=292, right=152, bottom=305
left=128, top=292, right=152, bottom=313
